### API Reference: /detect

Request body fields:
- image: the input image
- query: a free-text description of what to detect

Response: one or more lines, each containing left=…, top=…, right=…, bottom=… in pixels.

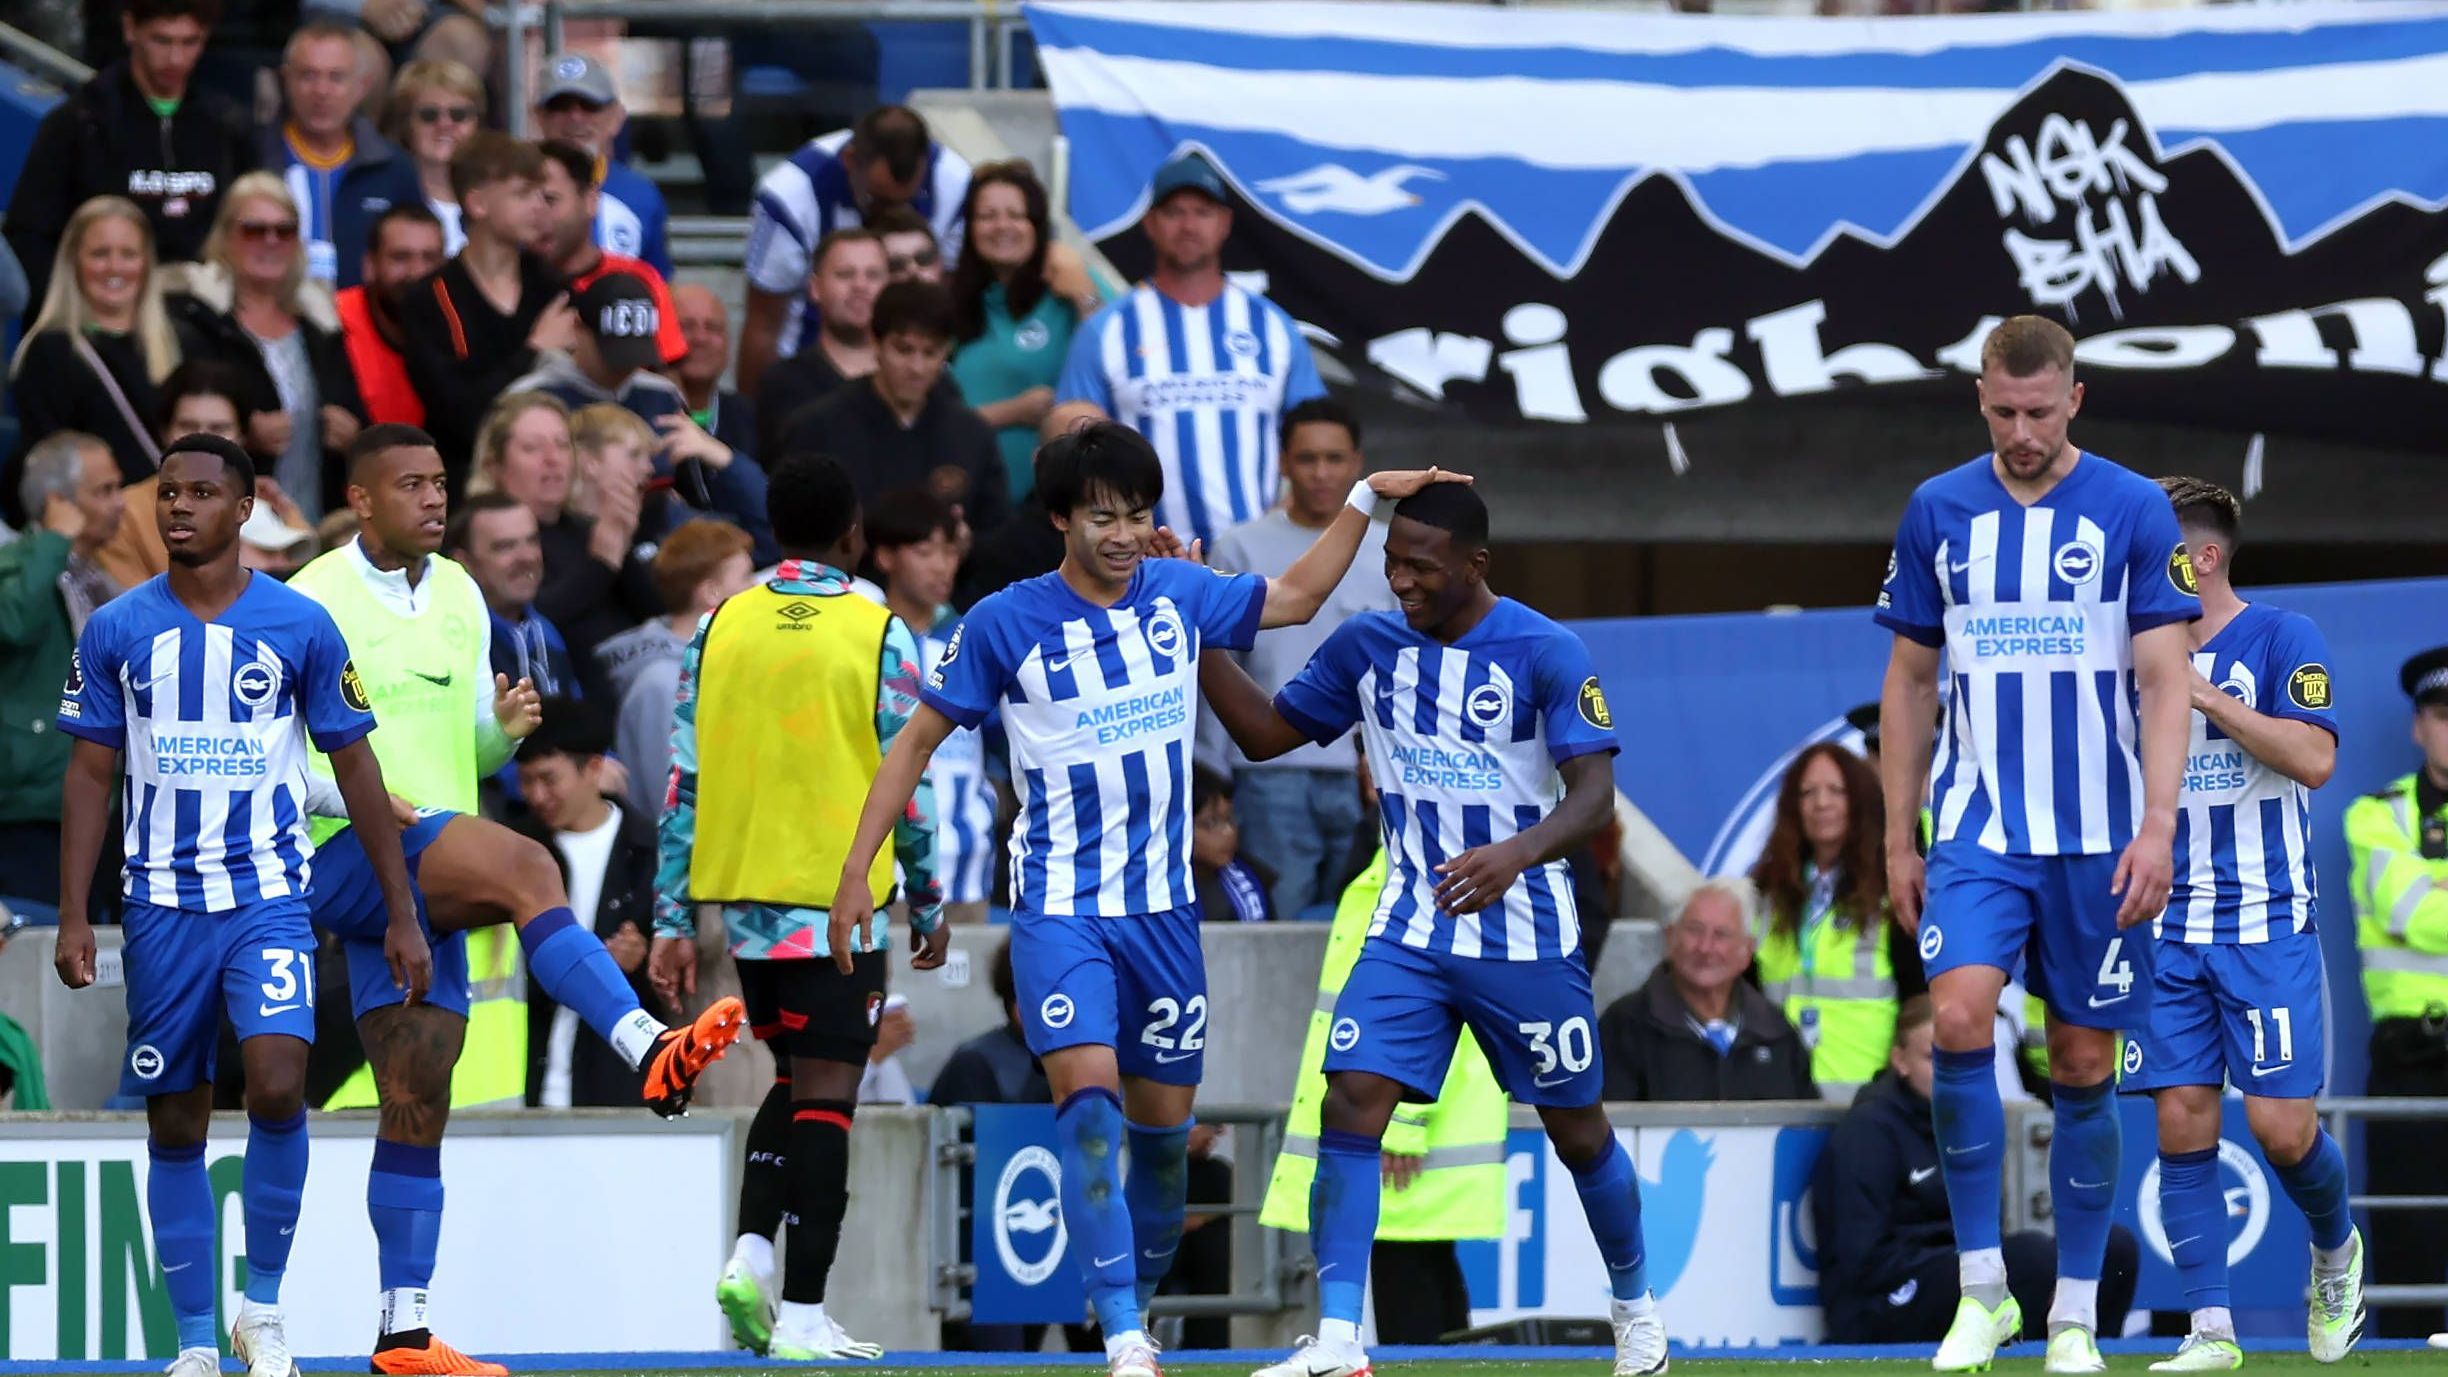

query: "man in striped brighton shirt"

left=830, top=422, right=1454, bottom=1377
left=1875, top=316, right=2199, bottom=1374
left=1052, top=151, right=1326, bottom=548
left=1198, top=482, right=1664, bottom=1377
left=2124, top=476, right=2362, bottom=1370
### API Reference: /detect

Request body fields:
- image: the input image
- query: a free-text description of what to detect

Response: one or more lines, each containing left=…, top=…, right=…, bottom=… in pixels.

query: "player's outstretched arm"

left=1259, top=466, right=1473, bottom=629
left=51, top=737, right=117, bottom=989
left=329, top=738, right=432, bottom=1002
left=1197, top=650, right=1310, bottom=762
left=830, top=702, right=959, bottom=974
left=2189, top=667, right=2336, bottom=789
left=2115, top=621, right=2191, bottom=928
left=1433, top=752, right=1616, bottom=915
left=1878, top=634, right=1943, bottom=932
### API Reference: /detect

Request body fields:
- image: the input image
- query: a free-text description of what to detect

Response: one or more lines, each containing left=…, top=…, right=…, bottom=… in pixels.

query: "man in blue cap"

left=1051, top=150, right=1326, bottom=548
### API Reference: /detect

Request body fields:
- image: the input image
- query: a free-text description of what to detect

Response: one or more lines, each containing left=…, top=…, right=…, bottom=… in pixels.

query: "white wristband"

left=1346, top=479, right=1378, bottom=518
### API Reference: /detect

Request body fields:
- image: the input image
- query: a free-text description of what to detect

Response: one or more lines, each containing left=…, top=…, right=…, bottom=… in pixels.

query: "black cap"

left=2402, top=646, right=2448, bottom=706
left=570, top=271, right=663, bottom=374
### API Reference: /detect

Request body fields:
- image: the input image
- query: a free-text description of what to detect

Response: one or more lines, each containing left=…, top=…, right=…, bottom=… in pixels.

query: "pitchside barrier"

left=11, top=1095, right=2446, bottom=1363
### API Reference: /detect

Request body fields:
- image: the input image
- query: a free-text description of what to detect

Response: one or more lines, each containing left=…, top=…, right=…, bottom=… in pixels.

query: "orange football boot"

left=643, top=994, right=748, bottom=1117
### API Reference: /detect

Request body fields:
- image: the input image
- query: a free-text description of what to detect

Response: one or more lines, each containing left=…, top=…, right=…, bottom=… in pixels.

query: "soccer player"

left=292, top=423, right=747, bottom=1374
left=830, top=422, right=1458, bottom=1377
left=648, top=453, right=943, bottom=1362
left=1877, top=316, right=2198, bottom=1374
left=1196, top=482, right=1664, bottom=1377
left=2126, top=477, right=2361, bottom=1370
left=52, top=433, right=425, bottom=1377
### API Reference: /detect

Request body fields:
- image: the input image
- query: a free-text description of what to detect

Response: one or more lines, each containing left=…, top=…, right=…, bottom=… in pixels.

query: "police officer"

left=2346, top=645, right=2448, bottom=1338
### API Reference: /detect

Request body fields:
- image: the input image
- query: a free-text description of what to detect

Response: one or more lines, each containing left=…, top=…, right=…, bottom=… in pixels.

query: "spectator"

left=338, top=58, right=483, bottom=280
left=466, top=391, right=651, bottom=687
left=1206, top=398, right=1394, bottom=918
left=865, top=488, right=993, bottom=922
left=235, top=491, right=321, bottom=575
left=335, top=202, right=446, bottom=427
left=161, top=171, right=366, bottom=520
left=1596, top=878, right=1817, bottom=1101
left=1814, top=996, right=2139, bottom=1343
left=1191, top=767, right=1275, bottom=923
left=607, top=520, right=756, bottom=819
left=1751, top=742, right=1922, bottom=1100
left=91, top=357, right=257, bottom=588
left=264, top=19, right=401, bottom=286
left=533, top=139, right=686, bottom=368
left=564, top=402, right=718, bottom=590
left=861, top=995, right=918, bottom=1105
left=344, top=0, right=491, bottom=99
left=512, top=697, right=658, bottom=1108
left=672, top=282, right=755, bottom=457
left=507, top=269, right=688, bottom=430
left=0, top=433, right=126, bottom=905
left=868, top=206, right=944, bottom=286
left=739, top=105, right=974, bottom=391
left=949, top=161, right=1103, bottom=504
left=5, top=0, right=255, bottom=305
left=1051, top=150, right=1326, bottom=546
left=394, top=130, right=577, bottom=480
left=753, top=228, right=886, bottom=463
left=780, top=280, right=1009, bottom=533
left=7, top=197, right=181, bottom=506
left=531, top=54, right=672, bottom=277
left=952, top=487, right=1064, bottom=612
left=447, top=490, right=579, bottom=701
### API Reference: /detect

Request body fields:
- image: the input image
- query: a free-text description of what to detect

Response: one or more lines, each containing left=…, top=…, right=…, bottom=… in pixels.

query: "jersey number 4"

left=2096, top=937, right=2134, bottom=996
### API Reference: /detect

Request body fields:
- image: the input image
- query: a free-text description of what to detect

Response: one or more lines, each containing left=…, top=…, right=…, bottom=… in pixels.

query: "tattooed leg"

left=358, top=1003, right=465, bottom=1356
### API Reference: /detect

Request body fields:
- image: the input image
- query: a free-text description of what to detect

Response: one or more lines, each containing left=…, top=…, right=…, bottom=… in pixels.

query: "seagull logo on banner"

left=1257, top=164, right=1444, bottom=216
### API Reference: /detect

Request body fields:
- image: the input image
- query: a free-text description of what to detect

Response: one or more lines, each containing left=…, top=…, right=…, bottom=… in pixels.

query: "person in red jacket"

left=336, top=202, right=446, bottom=426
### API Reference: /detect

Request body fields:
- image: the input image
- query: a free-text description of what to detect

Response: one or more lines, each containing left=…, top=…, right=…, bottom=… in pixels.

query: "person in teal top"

left=947, top=161, right=1109, bottom=503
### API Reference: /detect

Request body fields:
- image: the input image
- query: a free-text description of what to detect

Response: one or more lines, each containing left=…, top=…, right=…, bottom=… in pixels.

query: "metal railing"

left=2322, top=1096, right=2448, bottom=1307
left=0, top=20, right=89, bottom=88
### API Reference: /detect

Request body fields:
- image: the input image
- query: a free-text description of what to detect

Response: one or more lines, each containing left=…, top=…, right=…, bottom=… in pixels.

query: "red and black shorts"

left=736, top=951, right=889, bottom=1066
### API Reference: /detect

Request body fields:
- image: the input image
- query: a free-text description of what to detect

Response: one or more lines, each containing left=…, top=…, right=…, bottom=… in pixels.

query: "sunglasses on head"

left=237, top=220, right=299, bottom=243
left=414, top=104, right=476, bottom=125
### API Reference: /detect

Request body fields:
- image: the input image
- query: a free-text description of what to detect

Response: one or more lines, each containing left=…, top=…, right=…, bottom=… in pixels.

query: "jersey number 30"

left=1520, top=1018, right=1594, bottom=1076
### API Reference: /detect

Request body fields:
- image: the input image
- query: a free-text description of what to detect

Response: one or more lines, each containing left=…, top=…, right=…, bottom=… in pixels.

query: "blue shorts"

left=120, top=897, right=318, bottom=1098
left=1009, top=905, right=1206, bottom=1085
left=1920, top=842, right=2152, bottom=1030
left=1326, top=938, right=1602, bottom=1109
left=309, top=811, right=471, bottom=1019
left=2124, top=930, right=2327, bottom=1098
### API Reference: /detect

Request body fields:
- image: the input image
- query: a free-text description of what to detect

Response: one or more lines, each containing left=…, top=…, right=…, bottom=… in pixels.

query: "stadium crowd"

left=2, top=1, right=2446, bottom=1369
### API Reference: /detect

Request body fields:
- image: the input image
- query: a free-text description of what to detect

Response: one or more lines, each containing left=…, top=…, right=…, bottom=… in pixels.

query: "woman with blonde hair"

left=6, top=196, right=182, bottom=510
left=160, top=172, right=366, bottom=521
left=336, top=57, right=485, bottom=283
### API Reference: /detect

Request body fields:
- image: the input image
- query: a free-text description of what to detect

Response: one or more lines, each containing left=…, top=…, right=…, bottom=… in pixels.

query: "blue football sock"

left=1124, top=1120, right=1191, bottom=1312
left=519, top=907, right=651, bottom=1052
left=1932, top=1044, right=2007, bottom=1254
left=147, top=1140, right=218, bottom=1351
left=1057, top=1088, right=1139, bottom=1338
left=242, top=1110, right=309, bottom=1305
left=1567, top=1138, right=1650, bottom=1301
left=2273, top=1129, right=2353, bottom=1251
left=2050, top=1079, right=2120, bottom=1282
left=367, top=1139, right=444, bottom=1298
left=2157, top=1147, right=2229, bottom=1312
left=1310, top=1128, right=1382, bottom=1329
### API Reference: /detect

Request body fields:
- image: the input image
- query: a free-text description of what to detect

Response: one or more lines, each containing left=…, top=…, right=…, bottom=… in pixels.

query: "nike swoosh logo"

left=2087, top=994, right=2128, bottom=1008
left=2068, top=1178, right=2112, bottom=1189
left=163, top=1261, right=193, bottom=1272
left=1153, top=1050, right=1197, bottom=1064
left=1945, top=1142, right=1991, bottom=1157
left=1142, top=1248, right=1170, bottom=1260
left=1092, top=1253, right=1128, bottom=1269
left=1949, top=556, right=1992, bottom=573
left=2168, top=1235, right=2201, bottom=1251
left=1046, top=651, right=1086, bottom=673
left=410, top=670, right=452, bottom=687
left=259, top=1002, right=300, bottom=1018
left=1910, top=1166, right=1939, bottom=1185
left=2250, top=1062, right=2293, bottom=1077
left=1534, top=1074, right=1571, bottom=1088
left=129, top=674, right=165, bottom=692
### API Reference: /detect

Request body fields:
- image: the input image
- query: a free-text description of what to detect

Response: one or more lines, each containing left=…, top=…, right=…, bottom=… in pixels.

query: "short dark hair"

left=2160, top=475, right=2242, bottom=552
left=522, top=696, right=612, bottom=764
left=1391, top=482, right=1488, bottom=551
left=155, top=358, right=257, bottom=436
left=1896, top=994, right=1935, bottom=1041
left=866, top=204, right=933, bottom=241
left=864, top=486, right=958, bottom=554
left=162, top=432, right=256, bottom=492
left=768, top=453, right=860, bottom=555
left=1034, top=421, right=1163, bottom=518
left=444, top=490, right=528, bottom=556
left=1192, top=765, right=1231, bottom=815
left=870, top=280, right=956, bottom=346
left=536, top=138, right=598, bottom=191
left=810, top=227, right=882, bottom=276
left=368, top=200, right=444, bottom=257
left=1981, top=315, right=2076, bottom=379
left=449, top=130, right=545, bottom=203
left=347, top=422, right=438, bottom=483
left=852, top=105, right=930, bottom=184
left=1280, top=396, right=1360, bottom=451
left=126, top=0, right=222, bottom=25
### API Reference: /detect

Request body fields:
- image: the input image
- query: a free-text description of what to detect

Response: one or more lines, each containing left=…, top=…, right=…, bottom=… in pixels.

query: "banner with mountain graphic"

left=1029, top=2, right=2448, bottom=449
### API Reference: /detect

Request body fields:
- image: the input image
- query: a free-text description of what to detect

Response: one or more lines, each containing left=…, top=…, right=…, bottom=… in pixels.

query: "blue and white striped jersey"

left=1274, top=599, right=1619, bottom=962
left=744, top=129, right=973, bottom=358
left=1054, top=283, right=1327, bottom=546
left=1876, top=453, right=2199, bottom=857
left=919, top=621, right=998, bottom=907
left=922, top=559, right=1266, bottom=917
left=2159, top=602, right=2336, bottom=944
left=55, top=574, right=375, bottom=911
